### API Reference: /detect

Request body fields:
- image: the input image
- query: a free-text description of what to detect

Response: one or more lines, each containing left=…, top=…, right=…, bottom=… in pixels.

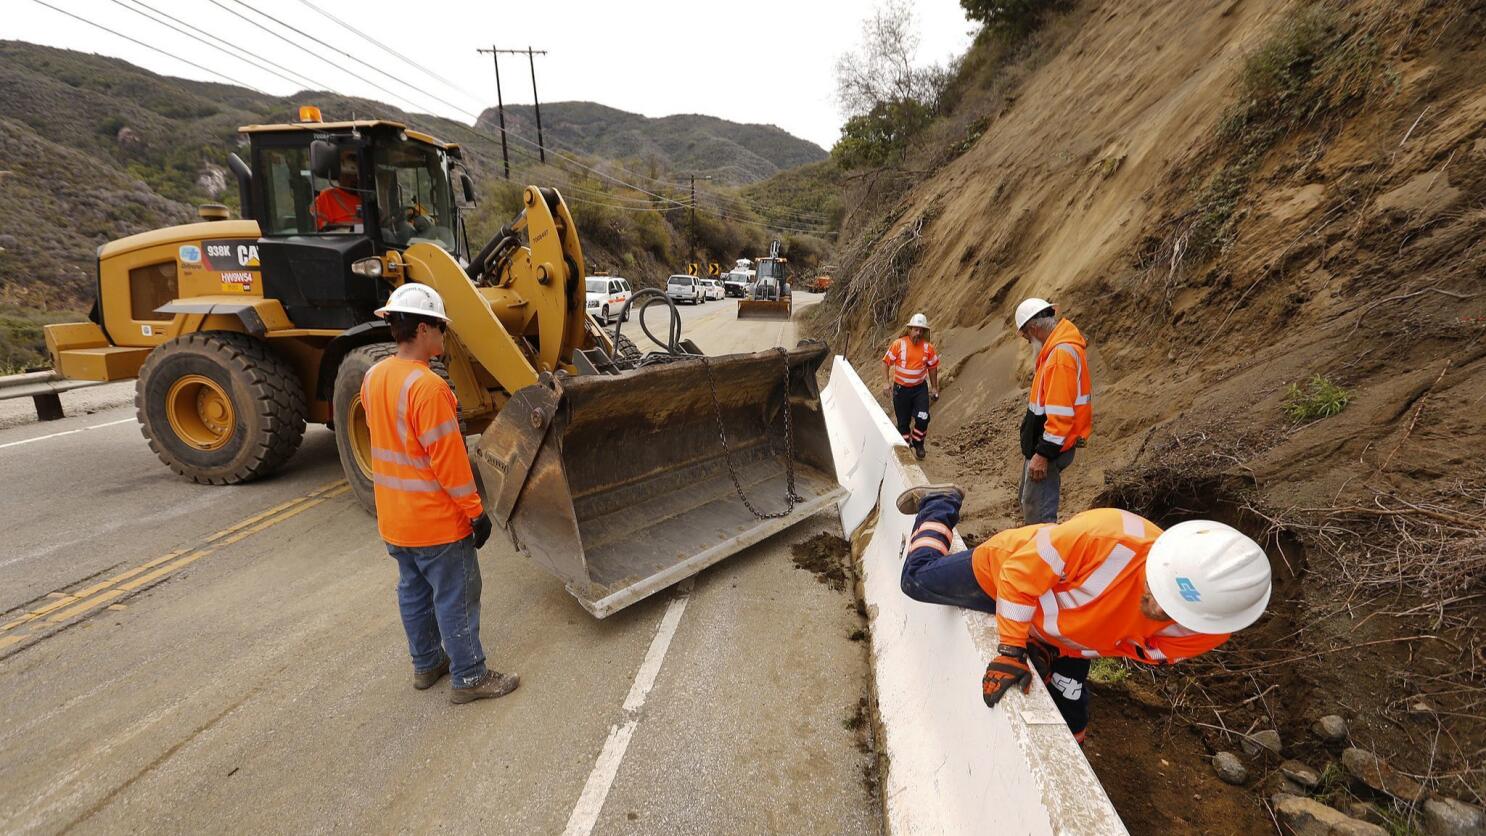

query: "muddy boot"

left=914, top=444, right=926, bottom=461
left=449, top=669, right=521, bottom=705
left=895, top=483, right=965, bottom=515
left=413, top=654, right=450, bottom=690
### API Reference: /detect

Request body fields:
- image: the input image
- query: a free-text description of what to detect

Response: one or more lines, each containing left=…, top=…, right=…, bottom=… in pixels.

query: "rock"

left=116, top=126, right=142, bottom=149
left=1314, top=715, right=1349, bottom=742
left=1242, top=729, right=1283, bottom=758
left=1343, top=802, right=1388, bottom=827
left=195, top=163, right=229, bottom=198
left=1422, top=796, right=1486, bottom=836
left=1341, top=748, right=1426, bottom=802
left=1213, top=751, right=1248, bottom=785
left=1272, top=794, right=1387, bottom=836
left=1281, top=760, right=1322, bottom=789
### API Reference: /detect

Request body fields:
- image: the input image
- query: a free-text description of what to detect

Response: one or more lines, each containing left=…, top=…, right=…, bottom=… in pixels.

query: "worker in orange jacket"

left=362, top=283, right=519, bottom=704
left=895, top=483, right=1271, bottom=741
left=883, top=313, right=941, bottom=460
left=1014, top=297, right=1092, bottom=523
left=312, top=148, right=363, bottom=231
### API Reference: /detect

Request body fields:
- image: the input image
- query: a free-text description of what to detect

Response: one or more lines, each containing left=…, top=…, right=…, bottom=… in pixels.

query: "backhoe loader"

left=736, top=242, right=792, bottom=321
left=44, top=109, right=841, bottom=616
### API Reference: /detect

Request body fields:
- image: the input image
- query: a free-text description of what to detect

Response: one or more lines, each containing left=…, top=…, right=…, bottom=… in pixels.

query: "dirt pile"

left=811, top=0, right=1486, bottom=828
left=791, top=532, right=854, bottom=592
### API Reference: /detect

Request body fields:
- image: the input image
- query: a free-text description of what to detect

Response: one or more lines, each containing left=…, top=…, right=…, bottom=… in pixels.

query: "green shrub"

left=960, top=0, right=1073, bottom=41
left=832, top=99, right=935, bottom=170
left=1283, top=374, right=1351, bottom=421
left=1088, top=657, right=1129, bottom=685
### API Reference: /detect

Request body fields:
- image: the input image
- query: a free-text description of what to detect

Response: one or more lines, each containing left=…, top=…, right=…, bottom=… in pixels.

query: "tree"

left=959, top=0, right=1072, bottom=40
left=832, top=1, right=948, bottom=169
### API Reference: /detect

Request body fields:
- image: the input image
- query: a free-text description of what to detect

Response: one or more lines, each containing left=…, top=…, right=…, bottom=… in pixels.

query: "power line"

left=110, top=0, right=318, bottom=93
left=26, top=0, right=261, bottom=91
left=294, top=0, right=487, bottom=104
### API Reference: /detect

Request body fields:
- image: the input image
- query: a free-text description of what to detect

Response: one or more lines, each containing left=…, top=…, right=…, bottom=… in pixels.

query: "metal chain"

left=700, top=347, right=801, bottom=520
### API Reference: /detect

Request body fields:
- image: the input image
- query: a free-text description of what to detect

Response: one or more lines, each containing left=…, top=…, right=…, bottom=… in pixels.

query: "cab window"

left=258, top=144, right=362, bottom=236
left=375, top=143, right=456, bottom=251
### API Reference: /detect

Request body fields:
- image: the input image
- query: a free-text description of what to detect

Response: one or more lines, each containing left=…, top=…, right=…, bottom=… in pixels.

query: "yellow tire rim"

left=348, top=393, right=373, bottom=479
left=165, top=374, right=236, bottom=451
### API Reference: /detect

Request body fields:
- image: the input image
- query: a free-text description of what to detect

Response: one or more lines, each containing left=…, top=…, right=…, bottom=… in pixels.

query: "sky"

left=9, top=0, right=978, bottom=150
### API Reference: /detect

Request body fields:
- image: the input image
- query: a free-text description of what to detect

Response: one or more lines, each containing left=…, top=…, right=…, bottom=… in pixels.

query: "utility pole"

left=475, top=46, right=510, bottom=179
left=682, top=174, right=713, bottom=256
left=482, top=47, right=550, bottom=165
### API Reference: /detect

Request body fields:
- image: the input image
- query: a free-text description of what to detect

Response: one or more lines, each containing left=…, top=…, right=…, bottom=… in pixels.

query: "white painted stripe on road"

left=0, top=418, right=135, bottom=451
left=563, top=588, right=691, bottom=836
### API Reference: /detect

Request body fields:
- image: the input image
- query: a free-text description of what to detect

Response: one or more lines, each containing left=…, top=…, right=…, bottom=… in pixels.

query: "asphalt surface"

left=0, top=293, right=880, bottom=833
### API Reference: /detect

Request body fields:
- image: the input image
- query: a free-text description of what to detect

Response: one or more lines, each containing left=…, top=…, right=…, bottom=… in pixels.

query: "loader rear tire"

left=332, top=343, right=397, bottom=515
left=136, top=332, right=307, bottom=485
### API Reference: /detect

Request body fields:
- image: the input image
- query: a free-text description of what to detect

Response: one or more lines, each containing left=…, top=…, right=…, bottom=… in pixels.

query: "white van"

left=585, top=276, right=632, bottom=323
left=701, top=278, right=725, bottom=301
left=666, top=274, right=703, bottom=305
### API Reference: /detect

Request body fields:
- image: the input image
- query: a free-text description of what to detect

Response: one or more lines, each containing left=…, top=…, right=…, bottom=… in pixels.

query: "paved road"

left=0, top=294, right=878, bottom=833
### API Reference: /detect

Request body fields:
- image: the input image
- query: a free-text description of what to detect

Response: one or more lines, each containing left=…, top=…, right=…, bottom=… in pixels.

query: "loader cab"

left=241, top=119, right=474, bottom=328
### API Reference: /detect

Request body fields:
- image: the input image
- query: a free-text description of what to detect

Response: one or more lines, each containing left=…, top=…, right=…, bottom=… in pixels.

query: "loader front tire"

left=136, top=332, right=307, bottom=485
left=332, top=343, right=397, bottom=515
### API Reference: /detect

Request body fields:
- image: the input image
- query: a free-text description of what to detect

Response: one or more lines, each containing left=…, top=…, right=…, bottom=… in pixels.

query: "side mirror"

left=459, top=171, right=477, bottom=205
left=309, top=139, right=339, bottom=179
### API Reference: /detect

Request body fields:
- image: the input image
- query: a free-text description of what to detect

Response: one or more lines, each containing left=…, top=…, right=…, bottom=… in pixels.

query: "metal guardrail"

left=0, top=371, right=107, bottom=421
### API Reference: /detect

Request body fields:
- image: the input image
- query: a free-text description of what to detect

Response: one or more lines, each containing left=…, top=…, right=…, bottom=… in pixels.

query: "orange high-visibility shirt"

left=969, top=509, right=1229, bottom=663
left=883, top=336, right=939, bottom=386
left=1029, top=318, right=1092, bottom=454
left=360, top=357, right=482, bottom=547
left=313, top=187, right=361, bottom=230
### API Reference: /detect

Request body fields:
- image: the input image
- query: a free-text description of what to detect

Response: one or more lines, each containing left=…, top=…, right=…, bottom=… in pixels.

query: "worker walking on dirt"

left=1014, top=298, right=1092, bottom=523
left=362, top=283, right=519, bottom=704
left=883, top=313, right=940, bottom=460
left=895, top=483, right=1270, bottom=742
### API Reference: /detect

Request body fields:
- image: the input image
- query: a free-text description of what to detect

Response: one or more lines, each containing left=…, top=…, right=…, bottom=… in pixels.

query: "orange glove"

left=983, top=644, right=1032, bottom=707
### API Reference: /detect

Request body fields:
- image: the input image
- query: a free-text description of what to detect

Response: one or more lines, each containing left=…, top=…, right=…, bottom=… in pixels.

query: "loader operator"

left=312, top=148, right=362, bottom=231
left=361, top=283, right=519, bottom=704
left=1015, top=298, right=1092, bottom=524
left=882, top=313, right=940, bottom=461
left=895, top=483, right=1271, bottom=742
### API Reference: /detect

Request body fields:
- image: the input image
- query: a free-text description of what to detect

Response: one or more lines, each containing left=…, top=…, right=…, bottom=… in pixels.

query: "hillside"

left=809, top=0, right=1486, bottom=830
left=475, top=102, right=826, bottom=184
left=0, top=41, right=834, bottom=371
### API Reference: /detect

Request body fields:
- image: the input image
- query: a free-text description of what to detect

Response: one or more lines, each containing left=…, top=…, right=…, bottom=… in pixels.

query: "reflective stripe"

left=1055, top=342, right=1088, bottom=401
left=1074, top=394, right=1091, bottom=405
left=446, top=481, right=478, bottom=498
left=1055, top=544, right=1136, bottom=609
left=908, top=537, right=949, bottom=555
left=1028, top=403, right=1045, bottom=416
left=1147, top=646, right=1167, bottom=661
left=913, top=521, right=953, bottom=540
left=996, top=598, right=1036, bottom=622
left=1042, top=432, right=1066, bottom=444
left=1155, top=623, right=1200, bottom=638
left=418, top=419, right=460, bottom=447
left=1035, top=527, right=1066, bottom=576
left=1044, top=404, right=1075, bottom=417
left=394, top=367, right=420, bottom=442
left=373, top=473, right=442, bottom=492
left=1119, top=510, right=1146, bottom=538
left=371, top=447, right=431, bottom=469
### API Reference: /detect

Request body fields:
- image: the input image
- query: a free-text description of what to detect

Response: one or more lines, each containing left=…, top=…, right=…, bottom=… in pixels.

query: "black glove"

left=983, top=644, right=1032, bottom=708
left=471, top=514, right=493, bottom=549
left=1027, top=640, right=1056, bottom=680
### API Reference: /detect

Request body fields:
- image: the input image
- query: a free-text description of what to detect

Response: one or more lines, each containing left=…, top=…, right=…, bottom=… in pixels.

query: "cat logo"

left=202, top=239, right=261, bottom=272
left=237, top=243, right=260, bottom=268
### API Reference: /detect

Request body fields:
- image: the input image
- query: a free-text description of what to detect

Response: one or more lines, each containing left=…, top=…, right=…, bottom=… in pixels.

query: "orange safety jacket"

left=313, top=187, right=362, bottom=230
left=1024, top=318, right=1092, bottom=459
left=883, top=336, right=940, bottom=387
left=963, top=508, right=1229, bottom=663
left=359, top=357, right=482, bottom=547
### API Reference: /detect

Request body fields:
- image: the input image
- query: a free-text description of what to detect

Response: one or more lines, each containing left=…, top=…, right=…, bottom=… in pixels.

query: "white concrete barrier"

left=821, top=356, right=905, bottom=537
left=823, top=357, right=1126, bottom=835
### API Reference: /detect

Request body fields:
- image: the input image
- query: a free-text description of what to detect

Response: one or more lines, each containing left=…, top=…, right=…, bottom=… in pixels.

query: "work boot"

left=413, top=654, right=451, bottom=690
left=895, top=483, right=965, bottom=516
left=449, top=669, right=521, bottom=705
left=914, top=445, right=927, bottom=461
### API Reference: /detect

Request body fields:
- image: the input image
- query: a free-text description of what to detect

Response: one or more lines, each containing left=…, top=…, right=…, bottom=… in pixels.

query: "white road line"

left=562, top=588, right=691, bottom=836
left=0, top=417, right=136, bottom=451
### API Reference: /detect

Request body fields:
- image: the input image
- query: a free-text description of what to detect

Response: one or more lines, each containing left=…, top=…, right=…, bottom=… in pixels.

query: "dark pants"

left=899, top=491, right=1091, bottom=737
left=892, top=383, right=931, bottom=452
left=1020, top=449, right=1075, bottom=524
left=386, top=537, right=488, bottom=689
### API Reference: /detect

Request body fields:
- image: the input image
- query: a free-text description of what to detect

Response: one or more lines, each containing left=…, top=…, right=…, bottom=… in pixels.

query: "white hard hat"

left=1014, top=297, right=1054, bottom=331
left=1146, top=520, right=1272, bottom=634
left=375, top=282, right=449, bottom=321
left=906, top=313, right=929, bottom=330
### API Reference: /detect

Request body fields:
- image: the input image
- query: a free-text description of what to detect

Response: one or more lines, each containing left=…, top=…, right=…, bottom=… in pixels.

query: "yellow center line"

left=2, top=481, right=350, bottom=638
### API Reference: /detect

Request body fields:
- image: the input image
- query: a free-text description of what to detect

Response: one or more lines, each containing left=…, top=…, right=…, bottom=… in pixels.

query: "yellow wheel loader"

left=45, top=112, right=841, bottom=616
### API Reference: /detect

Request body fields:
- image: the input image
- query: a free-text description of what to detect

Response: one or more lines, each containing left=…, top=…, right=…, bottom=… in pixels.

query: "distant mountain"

left=475, top=102, right=826, bottom=184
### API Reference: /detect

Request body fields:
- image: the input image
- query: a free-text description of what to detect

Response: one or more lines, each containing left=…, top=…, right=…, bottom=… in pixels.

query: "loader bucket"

left=475, top=342, right=842, bottom=617
left=736, top=299, right=793, bottom=320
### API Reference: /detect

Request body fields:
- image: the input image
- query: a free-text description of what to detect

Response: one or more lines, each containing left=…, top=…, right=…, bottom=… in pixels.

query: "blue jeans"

left=899, top=489, right=1091, bottom=736
left=1020, top=449, right=1075, bottom=524
left=387, top=537, right=487, bottom=688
